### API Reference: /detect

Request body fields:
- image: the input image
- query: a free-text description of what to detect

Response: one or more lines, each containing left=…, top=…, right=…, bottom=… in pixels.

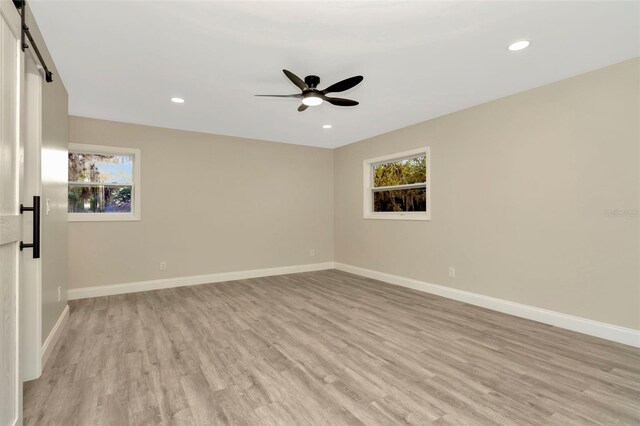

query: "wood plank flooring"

left=24, top=270, right=640, bottom=425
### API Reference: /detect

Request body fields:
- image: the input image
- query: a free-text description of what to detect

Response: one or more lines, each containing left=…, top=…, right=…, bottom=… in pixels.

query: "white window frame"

left=363, top=147, right=430, bottom=221
left=68, top=143, right=141, bottom=222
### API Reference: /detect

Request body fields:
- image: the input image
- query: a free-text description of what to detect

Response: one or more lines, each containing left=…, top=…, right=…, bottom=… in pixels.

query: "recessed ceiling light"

left=171, top=97, right=185, bottom=104
left=322, top=124, right=333, bottom=129
left=508, top=40, right=530, bottom=51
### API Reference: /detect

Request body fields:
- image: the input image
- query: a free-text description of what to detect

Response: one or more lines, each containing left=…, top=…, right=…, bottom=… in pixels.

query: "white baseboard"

left=41, top=304, right=69, bottom=368
left=334, top=263, right=640, bottom=348
left=68, top=262, right=335, bottom=300
left=65, top=260, right=639, bottom=348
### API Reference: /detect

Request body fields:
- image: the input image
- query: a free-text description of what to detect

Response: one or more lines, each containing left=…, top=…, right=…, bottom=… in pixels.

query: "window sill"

left=68, top=213, right=140, bottom=222
left=364, top=213, right=430, bottom=221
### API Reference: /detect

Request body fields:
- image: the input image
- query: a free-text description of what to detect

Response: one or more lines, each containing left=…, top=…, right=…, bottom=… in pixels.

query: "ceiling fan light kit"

left=256, top=69, right=363, bottom=112
left=302, top=92, right=323, bottom=106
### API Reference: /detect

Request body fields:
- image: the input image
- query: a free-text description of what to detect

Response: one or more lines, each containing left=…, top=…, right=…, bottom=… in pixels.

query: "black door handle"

left=20, top=195, right=40, bottom=259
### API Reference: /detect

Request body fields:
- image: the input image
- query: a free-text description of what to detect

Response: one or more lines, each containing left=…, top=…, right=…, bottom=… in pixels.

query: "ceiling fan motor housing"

left=304, top=75, right=320, bottom=89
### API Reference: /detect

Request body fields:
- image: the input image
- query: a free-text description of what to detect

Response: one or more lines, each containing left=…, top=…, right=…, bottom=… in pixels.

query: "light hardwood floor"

left=24, top=270, right=640, bottom=425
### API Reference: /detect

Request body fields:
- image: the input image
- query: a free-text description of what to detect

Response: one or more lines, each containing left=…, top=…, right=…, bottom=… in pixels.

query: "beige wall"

left=26, top=5, right=69, bottom=343
left=68, top=117, right=334, bottom=289
left=334, top=59, right=640, bottom=330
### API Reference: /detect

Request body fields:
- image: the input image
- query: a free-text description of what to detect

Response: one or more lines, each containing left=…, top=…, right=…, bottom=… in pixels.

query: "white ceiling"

left=30, top=1, right=639, bottom=148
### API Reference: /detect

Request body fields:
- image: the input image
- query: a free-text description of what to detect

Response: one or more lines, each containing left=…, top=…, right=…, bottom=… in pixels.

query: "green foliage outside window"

left=373, top=155, right=426, bottom=212
left=68, top=152, right=133, bottom=213
left=373, top=155, right=426, bottom=188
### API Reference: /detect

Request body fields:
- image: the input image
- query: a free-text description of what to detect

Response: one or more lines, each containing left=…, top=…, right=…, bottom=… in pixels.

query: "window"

left=363, top=147, right=430, bottom=220
left=68, top=144, right=141, bottom=221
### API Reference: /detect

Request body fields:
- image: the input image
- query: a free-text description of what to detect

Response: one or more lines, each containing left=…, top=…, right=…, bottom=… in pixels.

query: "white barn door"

left=0, top=1, right=23, bottom=425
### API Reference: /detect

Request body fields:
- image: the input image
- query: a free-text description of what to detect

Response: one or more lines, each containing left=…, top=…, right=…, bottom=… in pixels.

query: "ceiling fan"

left=256, top=69, right=364, bottom=112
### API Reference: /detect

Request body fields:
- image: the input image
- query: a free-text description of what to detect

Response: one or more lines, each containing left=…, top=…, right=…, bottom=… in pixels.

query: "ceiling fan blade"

left=283, top=69, right=308, bottom=91
left=322, top=76, right=363, bottom=94
left=323, top=96, right=359, bottom=107
left=255, top=94, right=301, bottom=98
left=298, top=104, right=309, bottom=112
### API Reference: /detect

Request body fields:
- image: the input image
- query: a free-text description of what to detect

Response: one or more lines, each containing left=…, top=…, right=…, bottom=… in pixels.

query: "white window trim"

left=363, top=147, right=430, bottom=221
left=68, top=143, right=141, bottom=222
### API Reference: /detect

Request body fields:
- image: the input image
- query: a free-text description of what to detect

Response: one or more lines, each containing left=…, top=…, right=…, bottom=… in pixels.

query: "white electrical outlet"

left=310, top=249, right=315, bottom=257
left=160, top=261, right=167, bottom=271
left=57, top=286, right=62, bottom=302
left=449, top=267, right=456, bottom=278
left=46, top=198, right=51, bottom=216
